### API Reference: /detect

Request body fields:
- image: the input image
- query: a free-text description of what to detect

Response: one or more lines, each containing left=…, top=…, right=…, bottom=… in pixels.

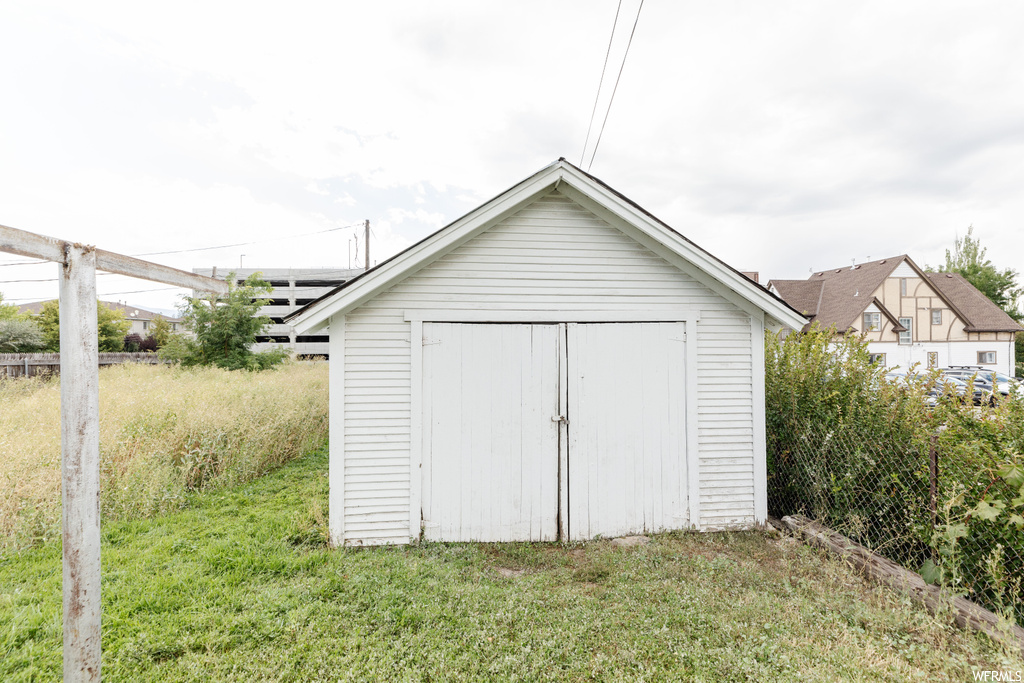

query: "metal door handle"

left=551, top=415, right=568, bottom=424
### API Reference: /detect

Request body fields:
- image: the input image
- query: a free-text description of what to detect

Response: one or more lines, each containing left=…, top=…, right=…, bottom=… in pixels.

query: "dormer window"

left=863, top=312, right=880, bottom=331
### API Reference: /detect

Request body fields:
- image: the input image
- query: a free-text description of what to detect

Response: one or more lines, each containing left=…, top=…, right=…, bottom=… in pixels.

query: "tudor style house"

left=769, top=255, right=1022, bottom=376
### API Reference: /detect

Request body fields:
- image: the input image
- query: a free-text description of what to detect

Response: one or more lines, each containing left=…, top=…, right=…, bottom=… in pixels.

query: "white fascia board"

left=554, top=166, right=807, bottom=330
left=291, top=160, right=807, bottom=333
left=290, top=165, right=562, bottom=335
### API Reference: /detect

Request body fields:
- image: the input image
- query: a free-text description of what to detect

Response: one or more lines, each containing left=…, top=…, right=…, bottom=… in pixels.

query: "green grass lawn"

left=2, top=448, right=1020, bottom=682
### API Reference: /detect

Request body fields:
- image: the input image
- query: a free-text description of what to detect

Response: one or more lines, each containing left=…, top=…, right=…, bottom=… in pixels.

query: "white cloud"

left=2, top=0, right=1024, bottom=313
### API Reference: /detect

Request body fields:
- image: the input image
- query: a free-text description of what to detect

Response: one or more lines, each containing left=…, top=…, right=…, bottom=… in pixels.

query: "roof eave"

left=291, top=159, right=808, bottom=334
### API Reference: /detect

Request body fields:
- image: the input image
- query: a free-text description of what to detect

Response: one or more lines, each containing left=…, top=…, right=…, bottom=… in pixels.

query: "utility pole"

left=364, top=219, right=370, bottom=271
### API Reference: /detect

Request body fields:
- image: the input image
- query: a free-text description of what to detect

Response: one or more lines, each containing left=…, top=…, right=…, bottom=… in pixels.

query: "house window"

left=868, top=353, right=886, bottom=365
left=931, top=309, right=942, bottom=325
left=978, top=351, right=996, bottom=365
left=142, top=321, right=149, bottom=330
left=927, top=352, right=938, bottom=368
left=863, top=312, right=880, bottom=332
left=900, top=278, right=907, bottom=296
left=899, top=317, right=913, bottom=345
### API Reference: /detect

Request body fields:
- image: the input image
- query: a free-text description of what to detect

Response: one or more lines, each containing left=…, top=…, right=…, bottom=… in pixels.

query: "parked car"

left=941, top=366, right=1021, bottom=402
left=885, top=370, right=978, bottom=406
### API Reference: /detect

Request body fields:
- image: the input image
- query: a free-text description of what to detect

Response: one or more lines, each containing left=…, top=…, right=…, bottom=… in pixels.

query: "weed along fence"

left=0, top=352, right=166, bottom=378
left=767, top=415, right=1024, bottom=627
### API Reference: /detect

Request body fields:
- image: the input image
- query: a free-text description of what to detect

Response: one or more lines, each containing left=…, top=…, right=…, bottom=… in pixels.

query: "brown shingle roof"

left=770, top=255, right=906, bottom=331
left=925, top=272, right=1023, bottom=332
left=769, top=280, right=823, bottom=320
left=770, top=254, right=1023, bottom=335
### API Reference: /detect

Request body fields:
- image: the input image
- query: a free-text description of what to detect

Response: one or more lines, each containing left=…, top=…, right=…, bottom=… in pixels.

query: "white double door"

left=420, top=322, right=688, bottom=542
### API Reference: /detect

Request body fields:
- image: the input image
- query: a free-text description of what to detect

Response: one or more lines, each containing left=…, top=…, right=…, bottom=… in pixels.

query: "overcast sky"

left=2, top=1, right=1023, bottom=313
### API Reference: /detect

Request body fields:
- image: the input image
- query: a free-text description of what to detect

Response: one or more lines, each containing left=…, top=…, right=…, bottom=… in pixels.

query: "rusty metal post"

left=60, top=243, right=101, bottom=682
left=929, top=433, right=939, bottom=533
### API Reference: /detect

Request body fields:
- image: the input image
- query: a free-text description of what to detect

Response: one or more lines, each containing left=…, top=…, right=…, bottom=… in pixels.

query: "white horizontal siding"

left=697, top=308, right=755, bottom=527
left=868, top=339, right=1016, bottom=377
left=339, top=190, right=758, bottom=543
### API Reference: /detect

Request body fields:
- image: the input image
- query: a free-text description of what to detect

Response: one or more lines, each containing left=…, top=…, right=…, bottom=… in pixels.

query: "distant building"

left=191, top=267, right=363, bottom=359
left=18, top=300, right=184, bottom=337
left=769, top=254, right=1023, bottom=376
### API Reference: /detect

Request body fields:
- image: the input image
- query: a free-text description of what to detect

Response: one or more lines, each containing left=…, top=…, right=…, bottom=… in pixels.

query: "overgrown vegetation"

left=161, top=272, right=288, bottom=371
left=2, top=449, right=1019, bottom=681
left=766, top=325, right=1024, bottom=624
left=0, top=362, right=328, bottom=551
left=0, top=293, right=42, bottom=353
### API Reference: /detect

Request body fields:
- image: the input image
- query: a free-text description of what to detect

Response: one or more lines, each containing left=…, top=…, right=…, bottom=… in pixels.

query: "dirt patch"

left=610, top=535, right=650, bottom=548
left=495, top=567, right=526, bottom=579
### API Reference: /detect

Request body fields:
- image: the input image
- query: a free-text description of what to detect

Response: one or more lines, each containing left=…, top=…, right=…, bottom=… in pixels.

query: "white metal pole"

left=59, top=244, right=101, bottom=682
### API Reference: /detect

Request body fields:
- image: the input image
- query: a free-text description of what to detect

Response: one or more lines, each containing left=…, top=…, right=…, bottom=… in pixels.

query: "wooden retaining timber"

left=0, top=352, right=166, bottom=378
left=776, top=514, right=1024, bottom=658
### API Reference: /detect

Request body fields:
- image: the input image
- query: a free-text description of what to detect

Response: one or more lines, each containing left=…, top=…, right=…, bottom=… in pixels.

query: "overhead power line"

left=0, top=221, right=363, bottom=266
left=583, top=0, right=646, bottom=171
left=0, top=221, right=365, bottom=284
left=132, top=221, right=364, bottom=257
left=579, top=0, right=624, bottom=167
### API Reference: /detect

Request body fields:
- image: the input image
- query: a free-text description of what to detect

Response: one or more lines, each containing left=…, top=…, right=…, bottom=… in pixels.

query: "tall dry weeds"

left=0, top=361, right=328, bottom=551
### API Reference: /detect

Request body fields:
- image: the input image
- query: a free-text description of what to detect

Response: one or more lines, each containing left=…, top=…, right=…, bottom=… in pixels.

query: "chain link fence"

left=767, top=413, right=1024, bottom=626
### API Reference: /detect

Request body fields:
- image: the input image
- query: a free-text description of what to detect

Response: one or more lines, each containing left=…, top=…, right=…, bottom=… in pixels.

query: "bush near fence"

left=766, top=325, right=1024, bottom=625
left=0, top=361, right=329, bottom=551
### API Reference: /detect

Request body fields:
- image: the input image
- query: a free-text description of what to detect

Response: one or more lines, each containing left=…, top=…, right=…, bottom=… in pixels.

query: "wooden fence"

left=0, top=352, right=166, bottom=378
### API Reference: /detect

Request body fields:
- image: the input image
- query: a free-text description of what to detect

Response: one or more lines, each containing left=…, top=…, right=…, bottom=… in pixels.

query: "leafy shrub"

left=0, top=318, right=44, bottom=352
left=139, top=335, right=158, bottom=352
left=766, top=324, right=1024, bottom=623
left=172, top=272, right=289, bottom=371
left=123, top=333, right=143, bottom=352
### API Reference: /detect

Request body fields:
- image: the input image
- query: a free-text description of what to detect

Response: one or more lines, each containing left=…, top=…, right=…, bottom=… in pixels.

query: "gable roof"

left=925, top=272, right=1022, bottom=332
left=287, top=159, right=806, bottom=334
left=769, top=254, right=1023, bottom=334
left=769, top=256, right=907, bottom=331
left=769, top=280, right=824, bottom=321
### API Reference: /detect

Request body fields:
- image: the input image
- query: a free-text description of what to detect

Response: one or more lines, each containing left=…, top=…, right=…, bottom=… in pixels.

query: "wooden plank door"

left=421, top=323, right=560, bottom=541
left=566, top=322, right=688, bottom=540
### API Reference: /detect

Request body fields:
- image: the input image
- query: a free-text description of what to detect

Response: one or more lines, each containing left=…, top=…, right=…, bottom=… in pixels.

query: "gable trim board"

left=291, top=160, right=806, bottom=546
left=288, top=159, right=805, bottom=335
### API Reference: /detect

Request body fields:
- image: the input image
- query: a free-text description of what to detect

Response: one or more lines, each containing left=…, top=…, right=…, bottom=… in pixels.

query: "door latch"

left=551, top=415, right=568, bottom=424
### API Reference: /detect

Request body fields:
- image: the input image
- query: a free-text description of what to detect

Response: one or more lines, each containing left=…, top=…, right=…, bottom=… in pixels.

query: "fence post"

left=60, top=244, right=101, bottom=682
left=929, top=433, right=939, bottom=552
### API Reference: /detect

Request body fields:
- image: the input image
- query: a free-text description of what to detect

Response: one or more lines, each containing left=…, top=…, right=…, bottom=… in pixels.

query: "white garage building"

left=289, top=159, right=805, bottom=546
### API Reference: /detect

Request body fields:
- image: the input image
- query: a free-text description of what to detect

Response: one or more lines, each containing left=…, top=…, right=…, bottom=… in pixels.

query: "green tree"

left=0, top=293, right=27, bottom=321
left=930, top=225, right=1022, bottom=321
left=34, top=300, right=131, bottom=352
left=149, top=315, right=172, bottom=348
left=0, top=318, right=43, bottom=352
left=167, top=272, right=288, bottom=371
